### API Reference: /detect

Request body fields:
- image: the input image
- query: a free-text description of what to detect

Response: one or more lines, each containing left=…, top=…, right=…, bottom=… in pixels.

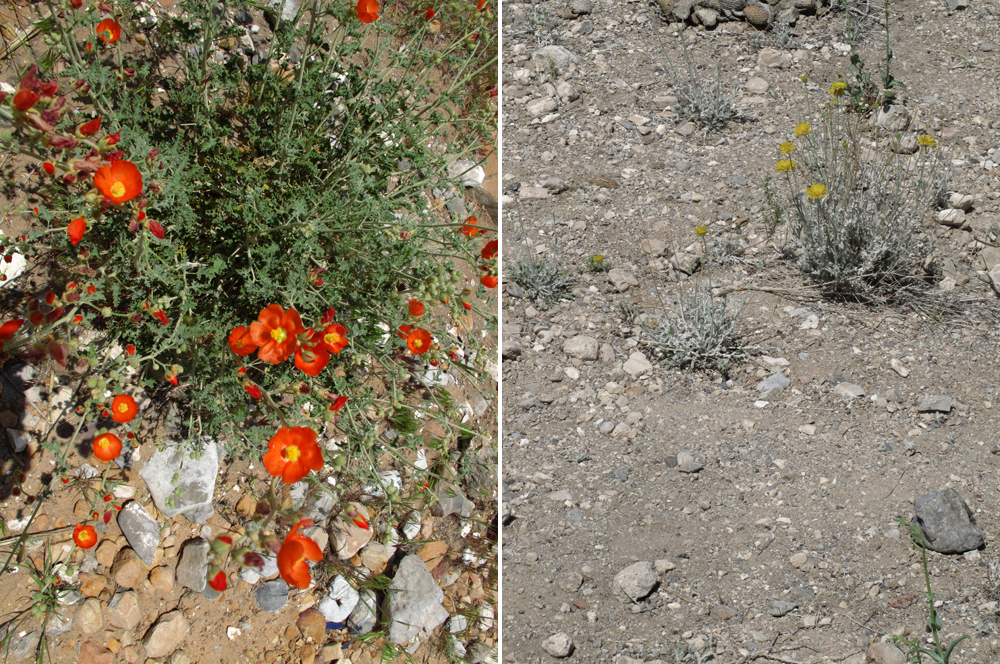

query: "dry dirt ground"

left=500, top=0, right=1000, bottom=662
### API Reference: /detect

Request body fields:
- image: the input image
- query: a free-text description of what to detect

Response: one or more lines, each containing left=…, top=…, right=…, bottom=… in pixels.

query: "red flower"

left=408, top=299, right=425, bottom=318
left=148, top=220, right=164, bottom=239
left=481, top=275, right=498, bottom=288
left=406, top=327, right=432, bottom=355
left=96, top=18, right=121, bottom=43
left=125, top=344, right=135, bottom=355
left=277, top=519, right=323, bottom=589
left=68, top=216, right=86, bottom=245
left=42, top=162, right=55, bottom=176
left=319, top=324, right=348, bottom=355
left=320, top=307, right=337, bottom=325
left=73, top=315, right=83, bottom=325
left=481, top=240, right=498, bottom=260
left=78, top=117, right=101, bottom=136
left=228, top=326, right=258, bottom=356
left=249, top=304, right=305, bottom=364
left=0, top=319, right=24, bottom=340
left=100, top=131, right=121, bottom=149
left=263, top=427, right=323, bottom=484
left=87, top=285, right=97, bottom=295
left=425, top=7, right=435, bottom=18
left=94, top=160, right=143, bottom=205
left=243, top=382, right=262, bottom=399
left=397, top=324, right=412, bottom=339
left=208, top=569, right=227, bottom=591
left=459, top=216, right=479, bottom=237
left=48, top=342, right=66, bottom=366
left=294, top=337, right=330, bottom=376
left=477, top=0, right=487, bottom=9
left=71, top=0, right=82, bottom=8
left=329, top=395, right=348, bottom=412
left=93, top=433, right=122, bottom=462
left=152, top=310, right=168, bottom=325
left=13, top=90, right=39, bottom=112
left=356, top=0, right=379, bottom=22
left=111, top=394, right=138, bottom=423
left=462, top=301, right=472, bottom=311
left=352, top=514, right=370, bottom=530
left=166, top=371, right=178, bottom=386
left=73, top=524, right=97, bottom=549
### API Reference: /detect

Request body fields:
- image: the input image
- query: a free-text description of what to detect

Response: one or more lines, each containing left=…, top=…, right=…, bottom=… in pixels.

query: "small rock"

left=833, top=382, right=865, bottom=399
left=175, top=539, right=210, bottom=592
left=296, top=608, right=327, bottom=643
left=349, top=589, right=377, bottom=635
left=526, top=97, right=558, bottom=117
left=117, top=501, right=161, bottom=566
left=541, top=632, right=574, bottom=658
left=866, top=642, right=907, bottom=664
left=607, top=268, right=638, bottom=292
left=143, top=610, right=190, bottom=659
left=78, top=640, right=114, bottom=664
left=746, top=77, right=769, bottom=94
left=139, top=439, right=222, bottom=524
left=360, top=542, right=390, bottom=574
left=330, top=504, right=373, bottom=559
left=79, top=573, right=106, bottom=598
left=622, top=352, right=653, bottom=377
left=387, top=555, right=449, bottom=644
left=149, top=566, right=175, bottom=593
left=790, top=552, right=808, bottom=568
left=570, top=0, right=593, bottom=13
left=711, top=604, right=737, bottom=621
left=563, top=336, right=599, bottom=360
left=76, top=598, right=103, bottom=634
left=317, top=576, right=360, bottom=623
left=255, top=579, right=290, bottom=612
left=917, top=395, right=952, bottom=413
left=767, top=599, right=798, bottom=617
left=937, top=209, right=966, bottom=227
left=757, top=372, right=790, bottom=397
left=912, top=488, right=984, bottom=554
left=675, top=121, right=697, bottom=137
left=948, top=193, right=973, bottom=211
left=612, top=561, right=657, bottom=602
left=758, top=48, right=792, bottom=68
left=531, top=45, right=578, bottom=74
left=107, top=591, right=141, bottom=630
left=678, top=462, right=704, bottom=474
left=876, top=105, right=910, bottom=133
left=111, top=548, right=145, bottom=590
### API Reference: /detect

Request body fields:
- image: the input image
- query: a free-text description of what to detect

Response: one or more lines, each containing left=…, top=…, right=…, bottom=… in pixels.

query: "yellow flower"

left=694, top=226, right=708, bottom=236
left=592, top=254, right=604, bottom=264
left=829, top=81, right=847, bottom=97
left=776, top=159, right=795, bottom=173
left=807, top=183, right=827, bottom=199
left=918, top=135, right=937, bottom=148
left=794, top=122, right=811, bottom=137
left=780, top=141, right=795, bottom=155
left=800, top=76, right=808, bottom=83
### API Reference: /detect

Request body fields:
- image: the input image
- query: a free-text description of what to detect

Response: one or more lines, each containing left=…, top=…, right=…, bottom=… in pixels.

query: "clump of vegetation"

left=509, top=257, right=573, bottom=307
left=651, top=25, right=734, bottom=133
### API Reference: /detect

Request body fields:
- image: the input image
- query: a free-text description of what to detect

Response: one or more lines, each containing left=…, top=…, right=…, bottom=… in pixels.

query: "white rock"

left=948, top=192, right=973, bottom=211
left=937, top=208, right=966, bottom=227
left=890, top=358, right=909, bottom=377
left=622, top=352, right=653, bottom=377
left=317, top=576, right=360, bottom=623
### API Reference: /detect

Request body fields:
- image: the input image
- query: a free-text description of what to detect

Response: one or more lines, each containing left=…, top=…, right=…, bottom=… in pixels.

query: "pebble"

left=541, top=632, right=574, bottom=658
left=111, top=548, right=145, bottom=590
left=746, top=77, right=769, bottom=94
left=107, top=591, right=141, bottom=630
left=563, top=336, right=599, bottom=360
left=149, top=566, right=175, bottom=593
left=913, top=489, right=984, bottom=553
left=917, top=395, right=952, bottom=413
left=76, top=598, right=103, bottom=634
left=612, top=561, right=657, bottom=602
left=143, top=610, right=190, bottom=659
left=833, top=382, right=865, bottom=399
left=255, top=580, right=290, bottom=612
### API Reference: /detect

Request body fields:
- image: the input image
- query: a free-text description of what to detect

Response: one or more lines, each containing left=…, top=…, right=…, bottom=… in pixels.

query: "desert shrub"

left=652, top=26, right=734, bottom=133
left=509, top=257, right=572, bottom=307
left=774, top=84, right=940, bottom=300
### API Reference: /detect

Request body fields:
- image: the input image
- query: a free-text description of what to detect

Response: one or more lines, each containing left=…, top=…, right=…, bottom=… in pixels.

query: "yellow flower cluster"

left=807, top=184, right=827, bottom=199
left=794, top=123, right=811, bottom=136
left=829, top=81, right=847, bottom=97
left=780, top=141, right=795, bottom=155
left=776, top=159, right=795, bottom=173
left=918, top=135, right=936, bottom=148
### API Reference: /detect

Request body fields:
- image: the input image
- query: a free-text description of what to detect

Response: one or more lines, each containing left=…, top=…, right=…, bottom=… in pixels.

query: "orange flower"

left=111, top=394, right=138, bottom=423
left=425, top=7, right=435, bottom=18
left=459, top=216, right=479, bottom=237
left=277, top=519, right=323, bottom=589
left=294, top=337, right=330, bottom=376
left=228, top=326, right=258, bottom=356
left=263, top=427, right=323, bottom=484
left=481, top=275, right=498, bottom=288
left=249, top=304, right=305, bottom=364
left=96, top=18, right=121, bottom=43
left=152, top=310, right=168, bottom=325
left=243, top=382, right=262, bottom=399
left=482, top=240, right=498, bottom=260
left=94, top=160, right=142, bottom=205
left=93, top=433, right=122, bottom=462
left=477, top=0, right=487, bottom=10
left=320, top=323, right=348, bottom=354
left=208, top=569, right=227, bottom=591
left=73, top=524, right=97, bottom=549
left=0, top=319, right=24, bottom=341
left=408, top=299, right=425, bottom=318
left=68, top=216, right=86, bottom=245
left=13, top=90, right=39, bottom=112
left=356, top=0, right=379, bottom=22
left=406, top=327, right=432, bottom=355
left=397, top=324, right=412, bottom=339
left=78, top=117, right=101, bottom=136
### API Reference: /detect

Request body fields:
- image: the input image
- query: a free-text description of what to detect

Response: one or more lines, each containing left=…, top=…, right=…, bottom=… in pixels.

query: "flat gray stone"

left=833, top=382, right=865, bottom=399
left=612, top=561, right=657, bottom=602
left=175, top=539, right=210, bottom=592
left=678, top=462, right=704, bottom=474
left=531, top=45, right=578, bottom=74
left=563, top=336, right=599, bottom=360
left=541, top=632, right=574, bottom=658
left=436, top=483, right=475, bottom=518
left=349, top=589, right=377, bottom=635
left=255, top=579, right=289, bottom=613
left=622, top=352, right=653, bottom=377
left=767, top=599, right=798, bottom=617
left=139, top=438, right=222, bottom=524
left=570, top=0, right=593, bottom=14
left=757, top=373, right=790, bottom=397
left=317, top=576, right=360, bottom=624
left=746, top=77, right=769, bottom=94
left=387, top=554, right=449, bottom=644
left=913, top=488, right=984, bottom=554
left=117, top=501, right=160, bottom=567
left=608, top=268, right=638, bottom=292
left=917, top=395, right=952, bottom=413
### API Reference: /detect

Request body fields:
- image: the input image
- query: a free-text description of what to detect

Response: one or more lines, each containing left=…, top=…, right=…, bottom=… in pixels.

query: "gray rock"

left=672, top=0, right=693, bottom=20
left=833, top=382, right=865, bottom=399
left=612, top=561, right=657, bottom=602
left=269, top=0, right=297, bottom=21
left=317, top=576, right=360, bottom=623
left=525, top=97, right=558, bottom=118
left=502, top=340, right=522, bottom=360
left=541, top=632, right=574, bottom=658
left=175, top=539, right=210, bottom=592
left=446, top=197, right=467, bottom=217
left=981, top=42, right=997, bottom=52
left=695, top=7, right=718, bottom=26
left=563, top=336, right=599, bottom=360
left=608, top=268, right=638, bottom=292
left=447, top=159, right=485, bottom=188
left=349, top=589, right=377, bottom=634
left=945, top=0, right=967, bottom=9
left=387, top=554, right=449, bottom=644
left=746, top=77, right=769, bottom=94
left=570, top=0, right=593, bottom=14
left=678, top=462, right=704, bottom=474
left=758, top=48, right=792, bottom=69
left=139, top=438, right=222, bottom=524
left=767, top=599, right=798, bottom=617
left=913, top=489, right=984, bottom=554
left=117, top=501, right=161, bottom=566
left=622, top=352, right=653, bottom=377
left=437, top=483, right=475, bottom=518
left=675, top=121, right=697, bottom=137
left=876, top=105, right=911, bottom=133
left=866, top=642, right=908, bottom=664
left=532, top=45, right=578, bottom=74
left=917, top=395, right=952, bottom=413
left=255, top=579, right=289, bottom=612
left=7, top=630, right=39, bottom=661
left=45, top=612, right=72, bottom=635
left=757, top=373, right=790, bottom=397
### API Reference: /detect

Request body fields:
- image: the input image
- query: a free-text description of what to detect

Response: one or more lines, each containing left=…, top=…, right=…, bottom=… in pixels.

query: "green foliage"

left=509, top=258, right=573, bottom=308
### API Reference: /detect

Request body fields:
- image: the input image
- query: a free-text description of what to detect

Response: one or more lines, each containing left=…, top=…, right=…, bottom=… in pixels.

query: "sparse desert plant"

left=651, top=25, right=734, bottom=133
left=774, top=83, right=940, bottom=300
left=509, top=257, right=573, bottom=307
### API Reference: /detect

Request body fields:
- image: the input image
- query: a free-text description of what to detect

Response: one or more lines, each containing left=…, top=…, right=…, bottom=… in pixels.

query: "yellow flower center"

left=110, top=181, right=126, bottom=198
left=117, top=403, right=128, bottom=413
left=412, top=338, right=423, bottom=348
left=325, top=333, right=340, bottom=345
left=270, top=328, right=287, bottom=343
left=80, top=531, right=91, bottom=542
left=97, top=437, right=109, bottom=450
left=283, top=445, right=301, bottom=462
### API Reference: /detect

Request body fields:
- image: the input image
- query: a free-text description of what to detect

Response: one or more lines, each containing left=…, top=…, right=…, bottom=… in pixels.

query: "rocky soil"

left=501, top=0, right=1000, bottom=662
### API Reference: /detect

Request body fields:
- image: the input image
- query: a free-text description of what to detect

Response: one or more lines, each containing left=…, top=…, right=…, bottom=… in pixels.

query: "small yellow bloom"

left=780, top=141, right=795, bottom=155
left=794, top=122, right=811, bottom=137
left=800, top=76, right=808, bottom=83
left=776, top=159, right=795, bottom=173
left=829, top=81, right=847, bottom=97
left=592, top=254, right=604, bottom=263
left=694, top=226, right=708, bottom=236
left=807, top=183, right=827, bottom=199
left=918, top=135, right=937, bottom=148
